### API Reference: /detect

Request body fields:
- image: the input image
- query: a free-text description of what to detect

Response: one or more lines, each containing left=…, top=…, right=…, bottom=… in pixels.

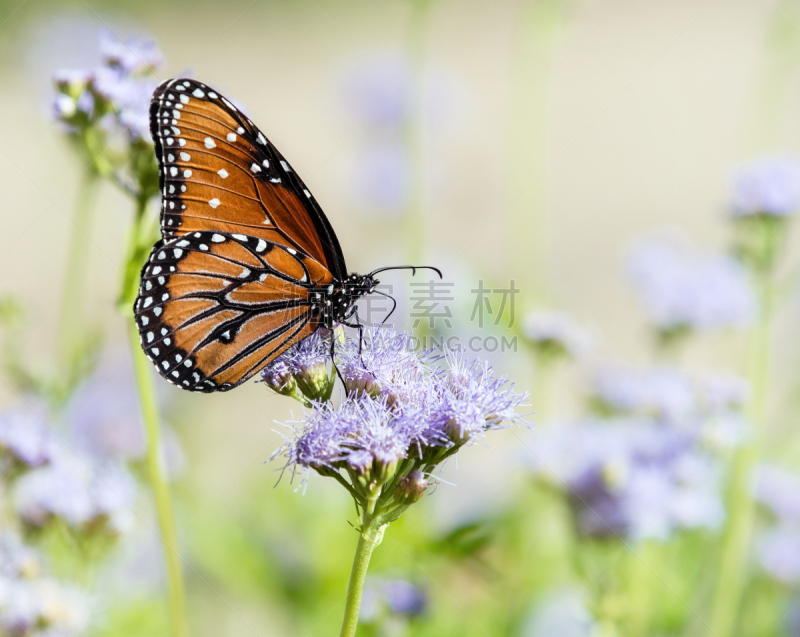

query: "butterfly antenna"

left=367, top=265, right=443, bottom=279
left=371, top=289, right=398, bottom=328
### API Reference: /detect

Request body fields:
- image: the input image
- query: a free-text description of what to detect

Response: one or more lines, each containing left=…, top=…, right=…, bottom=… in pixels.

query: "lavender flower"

left=0, top=409, right=58, bottom=472
left=755, top=464, right=800, bottom=524
left=530, top=418, right=725, bottom=540
left=0, top=532, right=90, bottom=637
left=272, top=329, right=527, bottom=509
left=0, top=577, right=91, bottom=636
left=14, top=456, right=136, bottom=537
left=590, top=364, right=695, bottom=423
left=521, top=310, right=594, bottom=361
left=698, top=374, right=750, bottom=412
left=260, top=328, right=336, bottom=402
left=756, top=526, right=800, bottom=585
left=0, top=532, right=42, bottom=580
left=627, top=233, right=754, bottom=333
left=52, top=30, right=163, bottom=143
left=99, top=30, right=163, bottom=75
left=66, top=361, right=185, bottom=475
left=336, top=329, right=437, bottom=407
left=360, top=578, right=428, bottom=623
left=731, top=156, right=800, bottom=217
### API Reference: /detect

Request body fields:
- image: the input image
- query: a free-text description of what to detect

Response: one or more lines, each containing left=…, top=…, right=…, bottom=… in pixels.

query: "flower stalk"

left=709, top=216, right=781, bottom=637
left=129, top=319, right=187, bottom=637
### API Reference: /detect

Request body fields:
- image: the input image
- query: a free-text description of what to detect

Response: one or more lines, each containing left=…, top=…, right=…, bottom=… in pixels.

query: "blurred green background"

left=3, top=0, right=800, bottom=635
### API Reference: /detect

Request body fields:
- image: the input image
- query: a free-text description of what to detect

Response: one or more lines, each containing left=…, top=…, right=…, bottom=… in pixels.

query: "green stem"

left=122, top=194, right=188, bottom=637
left=56, top=171, right=99, bottom=398
left=129, top=319, right=188, bottom=637
left=709, top=268, right=774, bottom=637
left=340, top=507, right=384, bottom=637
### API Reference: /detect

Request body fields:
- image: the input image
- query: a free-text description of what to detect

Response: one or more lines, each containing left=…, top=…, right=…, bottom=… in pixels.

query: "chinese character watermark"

left=470, top=280, right=519, bottom=328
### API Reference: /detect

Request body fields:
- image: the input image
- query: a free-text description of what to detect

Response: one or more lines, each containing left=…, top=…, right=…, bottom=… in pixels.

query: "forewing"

left=150, top=78, right=347, bottom=279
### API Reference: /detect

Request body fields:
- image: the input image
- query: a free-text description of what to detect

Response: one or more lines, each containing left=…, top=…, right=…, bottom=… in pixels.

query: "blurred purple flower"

left=0, top=576, right=90, bottom=636
left=522, top=311, right=594, bottom=361
left=0, top=409, right=58, bottom=470
left=14, top=456, right=136, bottom=535
left=628, top=234, right=754, bottom=332
left=755, top=464, right=800, bottom=524
left=352, top=143, right=409, bottom=214
left=99, top=30, right=163, bottom=75
left=732, top=156, right=800, bottom=217
left=52, top=30, right=164, bottom=142
left=698, top=374, right=750, bottom=412
left=756, top=526, right=800, bottom=585
left=0, top=532, right=42, bottom=580
left=343, top=58, right=409, bottom=127
left=360, top=578, right=427, bottom=623
left=530, top=418, right=725, bottom=540
left=66, top=359, right=184, bottom=475
left=591, top=365, right=695, bottom=423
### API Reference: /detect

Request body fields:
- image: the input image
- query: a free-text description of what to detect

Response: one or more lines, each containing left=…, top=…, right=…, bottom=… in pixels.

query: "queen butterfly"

left=134, top=78, right=438, bottom=393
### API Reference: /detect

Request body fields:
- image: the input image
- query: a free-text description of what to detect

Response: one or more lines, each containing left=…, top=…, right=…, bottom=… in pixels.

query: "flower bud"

left=347, top=450, right=374, bottom=477
left=260, top=360, right=298, bottom=397
left=294, top=360, right=333, bottom=401
left=395, top=470, right=428, bottom=505
left=345, top=368, right=382, bottom=398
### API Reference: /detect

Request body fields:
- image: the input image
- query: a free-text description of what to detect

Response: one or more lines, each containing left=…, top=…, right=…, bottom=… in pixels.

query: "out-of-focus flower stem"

left=709, top=258, right=775, bottom=637
left=56, top=171, right=98, bottom=396
left=128, top=319, right=188, bottom=637
left=626, top=541, right=657, bottom=637
left=124, top=195, right=188, bottom=637
left=340, top=498, right=385, bottom=637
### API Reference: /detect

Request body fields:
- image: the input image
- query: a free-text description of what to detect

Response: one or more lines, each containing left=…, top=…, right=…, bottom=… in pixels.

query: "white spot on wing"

left=204, top=137, right=216, bottom=149
left=211, top=234, right=225, bottom=243
left=208, top=198, right=220, bottom=208
left=217, top=169, right=228, bottom=178
left=192, top=88, right=205, bottom=98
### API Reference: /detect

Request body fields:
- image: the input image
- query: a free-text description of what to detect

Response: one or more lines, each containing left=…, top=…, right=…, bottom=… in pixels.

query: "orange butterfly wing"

left=151, top=78, right=347, bottom=280
left=135, top=231, right=331, bottom=392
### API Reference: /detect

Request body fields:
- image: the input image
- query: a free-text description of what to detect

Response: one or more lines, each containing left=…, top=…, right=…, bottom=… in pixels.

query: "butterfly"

left=134, top=78, right=438, bottom=393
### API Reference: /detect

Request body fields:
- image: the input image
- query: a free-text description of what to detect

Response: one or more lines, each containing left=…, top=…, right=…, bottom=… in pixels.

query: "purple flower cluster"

left=0, top=531, right=90, bottom=636
left=627, top=233, right=754, bottom=333
left=531, top=363, right=749, bottom=541
left=51, top=30, right=163, bottom=141
left=360, top=578, right=428, bottom=623
left=731, top=156, right=800, bottom=218
left=0, top=409, right=58, bottom=473
left=754, top=465, right=800, bottom=584
left=261, top=328, right=336, bottom=402
left=14, top=456, right=136, bottom=536
left=521, top=310, right=594, bottom=361
left=270, top=329, right=527, bottom=506
left=530, top=418, right=725, bottom=540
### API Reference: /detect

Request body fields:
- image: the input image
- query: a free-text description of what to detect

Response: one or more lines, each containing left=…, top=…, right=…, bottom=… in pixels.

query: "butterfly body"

left=135, top=78, right=378, bottom=393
